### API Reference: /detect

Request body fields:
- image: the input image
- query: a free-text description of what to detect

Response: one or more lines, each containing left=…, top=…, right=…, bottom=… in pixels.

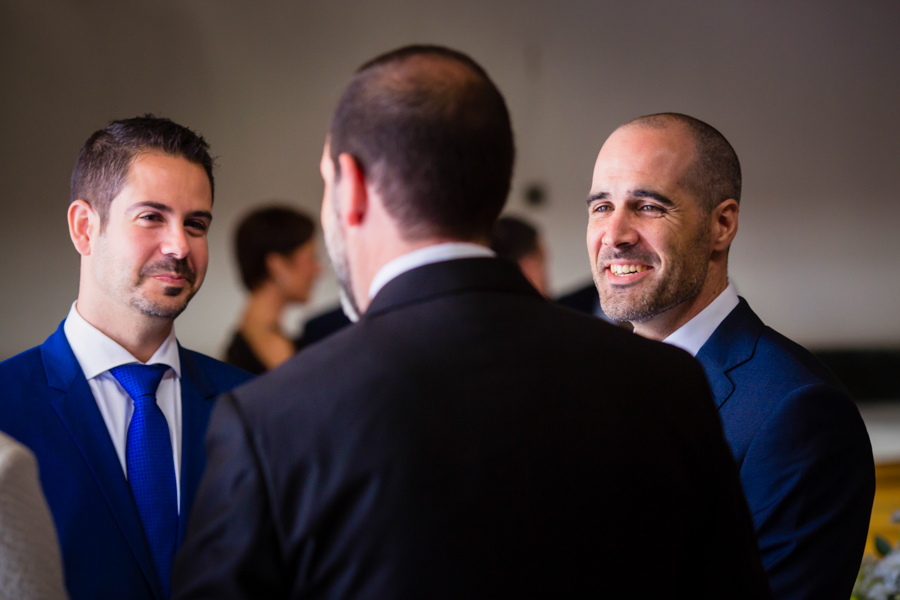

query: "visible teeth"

left=610, top=264, right=648, bottom=276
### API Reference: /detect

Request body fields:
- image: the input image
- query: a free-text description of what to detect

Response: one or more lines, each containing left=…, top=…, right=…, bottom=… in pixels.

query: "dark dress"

left=225, top=308, right=352, bottom=376
left=224, top=332, right=301, bottom=376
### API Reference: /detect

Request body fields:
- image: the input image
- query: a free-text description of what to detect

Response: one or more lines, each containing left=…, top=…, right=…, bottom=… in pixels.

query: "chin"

left=132, top=291, right=194, bottom=320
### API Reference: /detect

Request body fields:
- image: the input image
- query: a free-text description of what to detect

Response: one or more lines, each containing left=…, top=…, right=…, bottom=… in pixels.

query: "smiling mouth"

left=608, top=264, right=651, bottom=277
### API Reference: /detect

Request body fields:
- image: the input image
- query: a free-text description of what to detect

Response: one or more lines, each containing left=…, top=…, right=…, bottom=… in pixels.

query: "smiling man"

left=0, top=116, right=251, bottom=600
left=587, top=113, right=875, bottom=599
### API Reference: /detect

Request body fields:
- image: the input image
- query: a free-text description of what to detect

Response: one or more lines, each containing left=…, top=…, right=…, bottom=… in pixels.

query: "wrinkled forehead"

left=591, top=124, right=696, bottom=191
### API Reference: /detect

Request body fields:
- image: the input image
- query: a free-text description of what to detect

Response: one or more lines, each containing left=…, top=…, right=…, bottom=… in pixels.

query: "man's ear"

left=68, top=200, right=98, bottom=256
left=336, top=153, right=368, bottom=227
left=711, top=199, right=739, bottom=252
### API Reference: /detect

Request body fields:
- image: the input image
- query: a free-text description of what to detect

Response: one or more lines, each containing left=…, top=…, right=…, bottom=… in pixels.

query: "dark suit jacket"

left=0, top=321, right=252, bottom=600
left=696, top=299, right=875, bottom=600
left=174, top=258, right=771, bottom=599
left=296, top=306, right=352, bottom=347
left=555, top=281, right=599, bottom=315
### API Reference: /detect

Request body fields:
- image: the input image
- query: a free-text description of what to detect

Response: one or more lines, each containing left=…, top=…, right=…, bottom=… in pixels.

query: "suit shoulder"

left=0, top=346, right=47, bottom=397
left=181, top=349, right=254, bottom=391
left=0, top=345, right=44, bottom=376
left=751, top=326, right=847, bottom=392
left=724, top=324, right=861, bottom=441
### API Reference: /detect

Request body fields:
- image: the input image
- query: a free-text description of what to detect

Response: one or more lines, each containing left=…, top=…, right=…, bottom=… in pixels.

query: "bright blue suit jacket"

left=0, top=321, right=252, bottom=600
left=696, top=299, right=875, bottom=600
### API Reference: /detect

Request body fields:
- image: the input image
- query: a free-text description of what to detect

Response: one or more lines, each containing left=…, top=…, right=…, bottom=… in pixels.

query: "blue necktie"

left=110, top=363, right=177, bottom=598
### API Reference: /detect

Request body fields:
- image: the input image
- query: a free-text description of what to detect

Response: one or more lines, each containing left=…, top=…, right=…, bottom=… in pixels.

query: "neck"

left=351, top=235, right=468, bottom=313
left=74, top=297, right=173, bottom=363
left=632, top=265, right=728, bottom=342
left=240, top=282, right=287, bottom=333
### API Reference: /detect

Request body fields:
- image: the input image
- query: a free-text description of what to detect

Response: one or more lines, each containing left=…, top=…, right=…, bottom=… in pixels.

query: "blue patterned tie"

left=110, top=363, right=177, bottom=598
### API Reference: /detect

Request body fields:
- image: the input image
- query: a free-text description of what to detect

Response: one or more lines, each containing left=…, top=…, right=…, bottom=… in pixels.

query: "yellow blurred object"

left=865, top=462, right=900, bottom=555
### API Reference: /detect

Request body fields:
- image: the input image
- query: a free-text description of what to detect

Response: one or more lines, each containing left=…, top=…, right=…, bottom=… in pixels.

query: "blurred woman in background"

left=226, top=205, right=321, bottom=375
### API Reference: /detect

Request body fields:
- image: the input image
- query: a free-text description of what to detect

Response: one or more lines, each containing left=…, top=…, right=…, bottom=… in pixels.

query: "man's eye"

left=186, top=220, right=209, bottom=232
left=591, top=204, right=611, bottom=214
left=639, top=204, right=665, bottom=213
left=139, top=213, right=163, bottom=222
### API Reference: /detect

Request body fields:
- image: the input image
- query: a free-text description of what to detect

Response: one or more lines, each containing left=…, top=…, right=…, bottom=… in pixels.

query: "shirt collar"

left=63, top=301, right=181, bottom=380
left=368, top=242, right=495, bottom=299
left=663, top=282, right=739, bottom=357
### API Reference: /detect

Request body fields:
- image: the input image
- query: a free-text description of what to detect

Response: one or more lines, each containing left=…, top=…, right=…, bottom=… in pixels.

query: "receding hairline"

left=613, top=112, right=741, bottom=209
left=614, top=114, right=696, bottom=148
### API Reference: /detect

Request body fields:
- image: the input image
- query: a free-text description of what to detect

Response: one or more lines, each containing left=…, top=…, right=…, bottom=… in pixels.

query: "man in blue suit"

left=586, top=112, right=875, bottom=599
left=0, top=115, right=251, bottom=600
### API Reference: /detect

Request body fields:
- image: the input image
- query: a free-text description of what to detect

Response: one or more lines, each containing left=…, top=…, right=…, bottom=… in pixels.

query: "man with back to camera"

left=0, top=115, right=252, bottom=600
left=586, top=112, right=875, bottom=599
left=172, top=46, right=772, bottom=599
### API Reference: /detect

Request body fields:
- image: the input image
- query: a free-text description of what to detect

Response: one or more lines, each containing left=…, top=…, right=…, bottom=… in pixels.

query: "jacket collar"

left=366, top=257, right=543, bottom=317
left=695, top=298, right=764, bottom=409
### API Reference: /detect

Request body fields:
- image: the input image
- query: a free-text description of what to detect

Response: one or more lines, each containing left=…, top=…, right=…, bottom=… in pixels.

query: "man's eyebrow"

left=128, top=201, right=173, bottom=214
left=187, top=210, right=213, bottom=223
left=631, top=189, right=674, bottom=206
left=586, top=191, right=609, bottom=204
left=129, top=201, right=213, bottom=222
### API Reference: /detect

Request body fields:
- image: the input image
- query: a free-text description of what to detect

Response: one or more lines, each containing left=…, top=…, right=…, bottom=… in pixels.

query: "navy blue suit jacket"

left=696, top=299, right=875, bottom=599
left=0, top=321, right=251, bottom=600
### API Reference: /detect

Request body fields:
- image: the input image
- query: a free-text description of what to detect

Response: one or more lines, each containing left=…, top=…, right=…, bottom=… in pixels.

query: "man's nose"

left=601, top=210, right=639, bottom=248
left=160, top=225, right=191, bottom=258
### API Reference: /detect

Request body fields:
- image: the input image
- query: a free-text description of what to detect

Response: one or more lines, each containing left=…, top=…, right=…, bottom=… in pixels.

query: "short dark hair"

left=490, top=216, right=540, bottom=263
left=329, top=45, right=515, bottom=241
left=234, top=205, right=316, bottom=291
left=625, top=113, right=741, bottom=213
left=70, top=114, right=215, bottom=227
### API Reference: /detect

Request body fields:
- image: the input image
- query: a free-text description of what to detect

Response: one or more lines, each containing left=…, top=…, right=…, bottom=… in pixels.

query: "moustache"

left=597, top=248, right=657, bottom=267
left=140, top=259, right=196, bottom=284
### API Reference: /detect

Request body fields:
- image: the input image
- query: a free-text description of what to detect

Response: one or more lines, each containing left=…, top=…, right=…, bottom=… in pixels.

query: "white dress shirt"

left=63, top=302, right=183, bottom=511
left=368, top=242, right=495, bottom=299
left=663, top=282, right=740, bottom=357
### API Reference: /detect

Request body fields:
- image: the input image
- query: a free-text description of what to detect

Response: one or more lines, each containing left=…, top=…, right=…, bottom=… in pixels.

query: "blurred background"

left=2, top=0, right=899, bottom=360
left=1, top=0, right=900, bottom=555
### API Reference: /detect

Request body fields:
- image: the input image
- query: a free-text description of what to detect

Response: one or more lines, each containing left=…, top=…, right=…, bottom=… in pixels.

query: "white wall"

left=1, top=0, right=898, bottom=359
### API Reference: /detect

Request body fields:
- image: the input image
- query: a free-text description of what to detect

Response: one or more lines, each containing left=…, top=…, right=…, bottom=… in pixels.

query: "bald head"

left=621, top=113, right=741, bottom=214
left=329, top=45, right=514, bottom=241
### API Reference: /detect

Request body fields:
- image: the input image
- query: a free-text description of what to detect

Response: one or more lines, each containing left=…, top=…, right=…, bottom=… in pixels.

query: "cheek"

left=118, top=235, right=154, bottom=268
left=191, top=241, right=210, bottom=275
left=586, top=224, right=603, bottom=260
left=649, top=227, right=686, bottom=262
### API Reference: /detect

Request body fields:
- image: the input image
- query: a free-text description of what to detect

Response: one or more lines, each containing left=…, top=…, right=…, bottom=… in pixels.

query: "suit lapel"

left=695, top=350, right=734, bottom=407
left=696, top=298, right=764, bottom=410
left=177, top=346, right=217, bottom=545
left=43, top=322, right=163, bottom=600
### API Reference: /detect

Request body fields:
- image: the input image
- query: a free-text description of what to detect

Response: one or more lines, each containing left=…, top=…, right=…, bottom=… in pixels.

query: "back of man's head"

left=71, top=114, right=214, bottom=229
left=624, top=113, right=741, bottom=214
left=329, top=45, right=515, bottom=241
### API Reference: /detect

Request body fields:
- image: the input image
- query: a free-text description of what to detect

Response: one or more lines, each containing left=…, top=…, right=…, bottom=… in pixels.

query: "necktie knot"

left=109, top=363, right=169, bottom=402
